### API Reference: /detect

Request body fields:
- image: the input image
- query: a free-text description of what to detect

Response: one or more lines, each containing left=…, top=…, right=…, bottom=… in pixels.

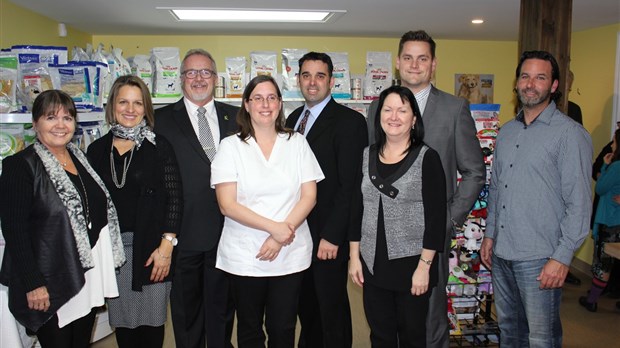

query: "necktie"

left=297, top=110, right=311, bottom=135
left=197, top=106, right=217, bottom=161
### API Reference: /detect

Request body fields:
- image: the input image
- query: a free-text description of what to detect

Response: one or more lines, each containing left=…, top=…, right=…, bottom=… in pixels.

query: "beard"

left=518, top=87, right=551, bottom=108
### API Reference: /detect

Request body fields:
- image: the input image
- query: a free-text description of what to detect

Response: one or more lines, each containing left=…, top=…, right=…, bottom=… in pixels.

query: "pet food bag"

left=250, top=51, right=277, bottom=79
left=327, top=52, right=351, bottom=99
left=49, top=62, right=93, bottom=111
left=281, top=48, right=307, bottom=98
left=364, top=52, right=392, bottom=100
left=129, top=54, right=153, bottom=92
left=225, top=56, right=246, bottom=98
left=150, top=47, right=182, bottom=98
left=0, top=53, right=18, bottom=113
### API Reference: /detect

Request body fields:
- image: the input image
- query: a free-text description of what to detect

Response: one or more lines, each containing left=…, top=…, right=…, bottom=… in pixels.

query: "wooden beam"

left=518, top=0, right=572, bottom=113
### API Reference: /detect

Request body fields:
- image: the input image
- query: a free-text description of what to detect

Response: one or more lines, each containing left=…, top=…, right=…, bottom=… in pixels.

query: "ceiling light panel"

left=160, top=8, right=345, bottom=23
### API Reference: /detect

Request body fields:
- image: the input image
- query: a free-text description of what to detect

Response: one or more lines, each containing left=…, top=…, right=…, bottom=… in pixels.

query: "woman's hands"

left=27, top=286, right=50, bottom=312
left=256, top=236, right=284, bottom=261
left=270, top=221, right=296, bottom=245
left=348, top=242, right=364, bottom=287
left=146, top=238, right=174, bottom=282
left=411, top=264, right=430, bottom=296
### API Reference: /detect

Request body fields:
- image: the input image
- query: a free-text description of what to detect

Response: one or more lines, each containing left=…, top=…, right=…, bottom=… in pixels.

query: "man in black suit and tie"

left=367, top=31, right=485, bottom=348
left=286, top=52, right=368, bottom=348
left=155, top=49, right=238, bottom=348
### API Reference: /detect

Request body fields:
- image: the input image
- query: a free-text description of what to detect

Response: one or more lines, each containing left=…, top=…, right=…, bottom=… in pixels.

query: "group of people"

left=0, top=28, right=614, bottom=348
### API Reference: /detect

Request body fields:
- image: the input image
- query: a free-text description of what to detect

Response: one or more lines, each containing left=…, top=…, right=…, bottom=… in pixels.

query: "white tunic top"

left=211, top=132, right=324, bottom=277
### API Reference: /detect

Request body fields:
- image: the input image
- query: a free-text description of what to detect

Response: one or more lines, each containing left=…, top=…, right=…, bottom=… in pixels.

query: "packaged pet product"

left=78, top=121, right=103, bottom=150
left=0, top=53, right=18, bottom=113
left=364, top=52, right=392, bottom=100
left=91, top=44, right=112, bottom=98
left=0, top=124, right=25, bottom=160
left=327, top=52, right=351, bottom=99
left=250, top=51, right=277, bottom=79
left=71, top=46, right=90, bottom=61
left=150, top=47, right=182, bottom=98
left=129, top=55, right=153, bottom=92
left=15, top=52, right=54, bottom=111
left=281, top=48, right=307, bottom=98
left=11, top=45, right=68, bottom=65
left=112, top=47, right=132, bottom=77
left=49, top=62, right=93, bottom=111
left=225, top=56, right=246, bottom=98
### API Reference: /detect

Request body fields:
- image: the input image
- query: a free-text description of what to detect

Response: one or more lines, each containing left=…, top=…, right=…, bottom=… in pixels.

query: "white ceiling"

left=9, top=0, right=620, bottom=40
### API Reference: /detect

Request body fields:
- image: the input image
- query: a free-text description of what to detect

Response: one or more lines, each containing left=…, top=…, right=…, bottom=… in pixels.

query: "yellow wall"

left=570, top=23, right=620, bottom=264
left=0, top=0, right=90, bottom=49
left=93, top=34, right=519, bottom=120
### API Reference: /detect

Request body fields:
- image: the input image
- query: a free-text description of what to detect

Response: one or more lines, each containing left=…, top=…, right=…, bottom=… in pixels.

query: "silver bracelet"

left=420, top=257, right=432, bottom=266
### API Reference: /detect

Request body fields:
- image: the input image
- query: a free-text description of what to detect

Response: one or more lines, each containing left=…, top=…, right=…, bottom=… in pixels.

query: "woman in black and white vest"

left=349, top=85, right=447, bottom=347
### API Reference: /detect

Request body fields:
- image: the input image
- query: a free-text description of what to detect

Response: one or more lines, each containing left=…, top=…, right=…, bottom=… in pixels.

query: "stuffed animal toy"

left=463, top=220, right=484, bottom=252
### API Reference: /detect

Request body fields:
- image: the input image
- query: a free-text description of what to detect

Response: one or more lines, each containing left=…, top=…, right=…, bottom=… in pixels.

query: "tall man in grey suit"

left=367, top=31, right=485, bottom=347
left=155, top=49, right=238, bottom=348
left=286, top=52, right=368, bottom=348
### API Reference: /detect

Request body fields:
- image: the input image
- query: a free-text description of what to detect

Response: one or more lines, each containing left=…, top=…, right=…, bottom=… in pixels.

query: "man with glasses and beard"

left=155, top=49, right=238, bottom=348
left=480, top=51, right=592, bottom=347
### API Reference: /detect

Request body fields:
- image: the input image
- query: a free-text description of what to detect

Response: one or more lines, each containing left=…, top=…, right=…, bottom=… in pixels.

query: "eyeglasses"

left=182, top=69, right=215, bottom=79
left=248, top=95, right=280, bottom=104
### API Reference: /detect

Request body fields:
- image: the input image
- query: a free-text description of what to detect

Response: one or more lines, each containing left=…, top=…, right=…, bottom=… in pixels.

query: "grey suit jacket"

left=367, top=86, right=485, bottom=226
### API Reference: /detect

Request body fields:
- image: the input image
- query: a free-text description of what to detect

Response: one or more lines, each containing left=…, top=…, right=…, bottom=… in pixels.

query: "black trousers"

left=363, top=282, right=430, bottom=348
left=170, top=248, right=234, bottom=348
left=297, top=256, right=352, bottom=348
left=115, top=325, right=165, bottom=348
left=36, top=308, right=97, bottom=348
left=230, top=271, right=304, bottom=348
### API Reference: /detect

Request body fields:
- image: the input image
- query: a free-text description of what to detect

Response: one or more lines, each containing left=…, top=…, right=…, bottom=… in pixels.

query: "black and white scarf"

left=109, top=119, right=156, bottom=149
left=33, top=140, right=125, bottom=269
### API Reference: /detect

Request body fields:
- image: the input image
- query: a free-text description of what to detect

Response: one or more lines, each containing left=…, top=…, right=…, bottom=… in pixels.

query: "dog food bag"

left=327, top=52, right=351, bottom=99
left=0, top=53, right=18, bottom=113
left=250, top=51, right=277, bottom=80
left=364, top=51, right=392, bottom=100
left=129, top=54, right=153, bottom=92
left=225, top=56, right=246, bottom=98
left=281, top=48, right=307, bottom=98
left=150, top=47, right=182, bottom=98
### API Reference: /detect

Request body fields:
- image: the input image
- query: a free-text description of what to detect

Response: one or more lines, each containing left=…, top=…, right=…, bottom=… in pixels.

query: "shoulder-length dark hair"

left=611, top=129, right=620, bottom=163
left=374, top=85, right=424, bottom=156
left=105, top=75, right=155, bottom=128
left=32, top=89, right=77, bottom=124
left=236, top=75, right=293, bottom=142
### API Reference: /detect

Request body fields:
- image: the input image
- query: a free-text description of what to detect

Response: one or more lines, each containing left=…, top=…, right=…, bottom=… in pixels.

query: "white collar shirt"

left=184, top=98, right=221, bottom=149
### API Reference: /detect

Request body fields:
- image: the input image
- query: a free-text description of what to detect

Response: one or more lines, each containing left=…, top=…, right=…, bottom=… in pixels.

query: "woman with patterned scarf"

left=0, top=90, right=125, bottom=347
left=87, top=75, right=183, bottom=348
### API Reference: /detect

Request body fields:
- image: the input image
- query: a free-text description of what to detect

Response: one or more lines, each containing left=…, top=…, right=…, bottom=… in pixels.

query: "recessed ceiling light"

left=159, top=7, right=346, bottom=23
left=472, top=19, right=484, bottom=24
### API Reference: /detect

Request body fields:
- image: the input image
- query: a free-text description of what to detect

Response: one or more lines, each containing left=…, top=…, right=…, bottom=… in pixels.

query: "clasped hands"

left=256, top=221, right=296, bottom=261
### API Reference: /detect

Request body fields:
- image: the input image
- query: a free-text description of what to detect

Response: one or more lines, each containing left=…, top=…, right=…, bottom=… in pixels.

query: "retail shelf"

left=1, top=112, right=105, bottom=124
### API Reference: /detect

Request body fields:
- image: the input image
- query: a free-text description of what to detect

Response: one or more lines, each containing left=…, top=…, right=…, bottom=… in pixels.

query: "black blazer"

left=87, top=132, right=183, bottom=290
left=286, top=98, right=368, bottom=255
left=154, top=99, right=239, bottom=251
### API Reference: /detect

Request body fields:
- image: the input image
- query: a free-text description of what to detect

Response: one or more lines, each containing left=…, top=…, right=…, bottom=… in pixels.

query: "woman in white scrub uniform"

left=211, top=75, right=324, bottom=348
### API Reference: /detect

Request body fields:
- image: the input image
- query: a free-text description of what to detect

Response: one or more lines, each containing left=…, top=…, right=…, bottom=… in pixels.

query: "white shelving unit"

left=1, top=98, right=372, bottom=124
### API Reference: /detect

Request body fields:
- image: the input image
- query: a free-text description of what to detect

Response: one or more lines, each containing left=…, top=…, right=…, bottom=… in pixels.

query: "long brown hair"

left=236, top=75, right=293, bottom=142
left=105, top=75, right=154, bottom=127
